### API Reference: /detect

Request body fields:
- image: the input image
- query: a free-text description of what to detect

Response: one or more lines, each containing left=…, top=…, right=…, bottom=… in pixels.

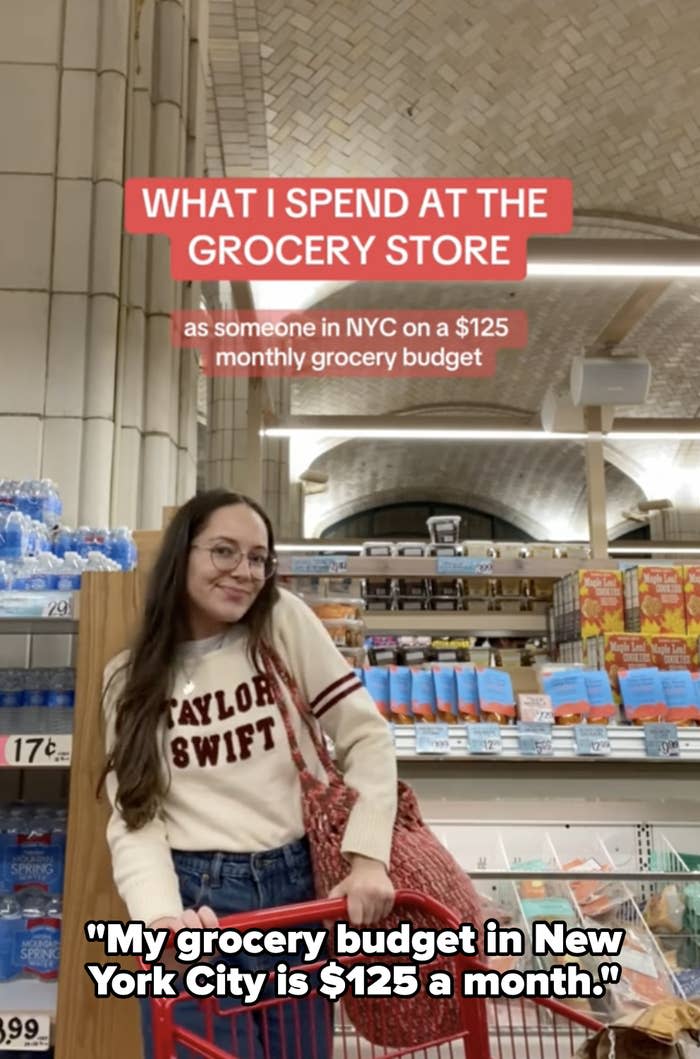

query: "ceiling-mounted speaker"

left=540, top=384, right=614, bottom=432
left=570, top=356, right=651, bottom=406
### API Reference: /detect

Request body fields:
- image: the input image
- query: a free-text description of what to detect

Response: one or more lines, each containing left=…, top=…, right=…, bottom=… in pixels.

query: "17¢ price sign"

left=0, top=735, right=71, bottom=767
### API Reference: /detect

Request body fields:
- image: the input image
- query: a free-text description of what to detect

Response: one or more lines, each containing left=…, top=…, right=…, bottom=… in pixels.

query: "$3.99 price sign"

left=317, top=961, right=418, bottom=1000
left=0, top=1013, right=50, bottom=1051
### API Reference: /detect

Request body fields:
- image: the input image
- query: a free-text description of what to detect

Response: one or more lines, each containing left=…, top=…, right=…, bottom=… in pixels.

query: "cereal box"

left=625, top=565, right=686, bottom=635
left=684, top=566, right=700, bottom=636
left=650, top=635, right=700, bottom=672
left=575, top=570, right=624, bottom=638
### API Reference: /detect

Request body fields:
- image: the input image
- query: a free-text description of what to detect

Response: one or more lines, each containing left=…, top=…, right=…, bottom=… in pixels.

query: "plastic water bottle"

left=25, top=554, right=60, bottom=591
left=0, top=669, right=25, bottom=734
left=22, top=669, right=48, bottom=731
left=50, top=812, right=67, bottom=894
left=5, top=512, right=26, bottom=559
left=85, top=551, right=120, bottom=572
left=53, top=526, right=75, bottom=558
left=15, top=892, right=50, bottom=979
left=0, top=894, right=22, bottom=982
left=109, top=527, right=134, bottom=570
left=46, top=669, right=75, bottom=734
left=55, top=552, right=83, bottom=591
left=0, top=479, right=18, bottom=512
left=3, top=807, right=29, bottom=892
left=9, top=561, right=28, bottom=591
left=47, top=478, right=63, bottom=522
left=0, top=560, right=10, bottom=590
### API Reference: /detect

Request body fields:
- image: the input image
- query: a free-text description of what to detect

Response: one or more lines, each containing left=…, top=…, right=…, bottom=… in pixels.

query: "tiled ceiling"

left=206, top=0, right=700, bottom=535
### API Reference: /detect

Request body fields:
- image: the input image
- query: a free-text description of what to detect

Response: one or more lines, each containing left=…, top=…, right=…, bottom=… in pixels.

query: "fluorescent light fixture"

left=266, top=426, right=700, bottom=442
left=528, top=263, right=700, bottom=278
left=611, top=432, right=700, bottom=440
left=264, top=427, right=587, bottom=441
left=275, top=543, right=363, bottom=553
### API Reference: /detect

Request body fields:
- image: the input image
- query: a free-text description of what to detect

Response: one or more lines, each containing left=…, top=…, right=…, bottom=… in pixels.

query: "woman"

left=99, top=489, right=397, bottom=1058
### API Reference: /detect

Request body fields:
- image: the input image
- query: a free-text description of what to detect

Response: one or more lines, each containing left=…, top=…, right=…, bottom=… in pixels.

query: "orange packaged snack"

left=650, top=634, right=700, bottom=672
left=599, top=633, right=654, bottom=700
left=576, top=571, right=624, bottom=638
left=625, top=565, right=686, bottom=635
left=684, top=566, right=700, bottom=636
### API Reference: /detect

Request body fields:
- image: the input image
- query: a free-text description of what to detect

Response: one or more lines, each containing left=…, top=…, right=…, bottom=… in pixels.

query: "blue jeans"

left=141, top=837, right=333, bottom=1059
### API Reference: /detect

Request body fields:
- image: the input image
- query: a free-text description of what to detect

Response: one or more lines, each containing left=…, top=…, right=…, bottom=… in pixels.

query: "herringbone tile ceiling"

left=206, top=0, right=700, bottom=537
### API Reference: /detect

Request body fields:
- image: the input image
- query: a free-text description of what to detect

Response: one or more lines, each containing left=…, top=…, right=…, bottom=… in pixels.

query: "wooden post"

left=55, top=571, right=148, bottom=1059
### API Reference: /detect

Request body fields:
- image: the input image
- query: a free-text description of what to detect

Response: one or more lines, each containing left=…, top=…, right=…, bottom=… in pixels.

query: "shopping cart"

left=143, top=890, right=605, bottom=1059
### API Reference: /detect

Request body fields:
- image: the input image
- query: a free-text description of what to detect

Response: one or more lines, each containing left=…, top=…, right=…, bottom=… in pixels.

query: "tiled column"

left=206, top=372, right=301, bottom=538
left=0, top=0, right=207, bottom=529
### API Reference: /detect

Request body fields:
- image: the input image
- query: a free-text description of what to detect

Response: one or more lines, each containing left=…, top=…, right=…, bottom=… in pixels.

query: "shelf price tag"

left=436, top=557, right=494, bottom=576
left=415, top=723, right=450, bottom=755
left=574, top=725, right=611, bottom=757
left=518, top=722, right=553, bottom=757
left=518, top=694, right=553, bottom=724
left=0, top=1013, right=50, bottom=1051
left=466, top=723, right=503, bottom=755
left=644, top=723, right=680, bottom=759
left=41, top=594, right=73, bottom=619
left=289, top=556, right=348, bottom=575
left=0, top=735, right=71, bottom=768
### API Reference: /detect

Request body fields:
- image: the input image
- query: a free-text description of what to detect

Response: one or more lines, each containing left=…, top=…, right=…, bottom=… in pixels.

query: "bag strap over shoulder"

left=261, top=643, right=341, bottom=782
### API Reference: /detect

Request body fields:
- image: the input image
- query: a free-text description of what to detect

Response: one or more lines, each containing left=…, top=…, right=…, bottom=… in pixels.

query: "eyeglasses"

left=192, top=543, right=278, bottom=581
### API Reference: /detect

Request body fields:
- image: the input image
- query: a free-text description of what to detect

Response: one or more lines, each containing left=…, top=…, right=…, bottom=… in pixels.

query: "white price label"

left=41, top=595, right=73, bottom=619
left=0, top=735, right=71, bottom=767
left=415, top=724, right=450, bottom=755
left=518, top=694, right=553, bottom=724
left=466, top=723, right=503, bottom=755
left=0, top=1013, right=50, bottom=1051
left=574, top=725, right=611, bottom=757
left=644, top=723, right=680, bottom=759
left=518, top=723, right=554, bottom=757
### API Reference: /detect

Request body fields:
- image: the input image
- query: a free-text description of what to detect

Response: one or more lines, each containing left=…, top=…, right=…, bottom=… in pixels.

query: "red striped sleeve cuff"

left=311, top=673, right=363, bottom=719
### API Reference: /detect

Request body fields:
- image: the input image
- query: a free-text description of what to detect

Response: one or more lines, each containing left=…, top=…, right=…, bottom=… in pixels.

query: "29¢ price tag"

left=0, top=735, right=71, bottom=767
left=0, top=1013, right=50, bottom=1051
left=41, top=595, right=73, bottom=619
left=644, top=723, right=680, bottom=759
left=415, top=723, right=450, bottom=755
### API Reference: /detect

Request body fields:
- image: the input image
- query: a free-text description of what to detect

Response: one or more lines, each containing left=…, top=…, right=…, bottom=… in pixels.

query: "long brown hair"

left=98, top=489, right=279, bottom=829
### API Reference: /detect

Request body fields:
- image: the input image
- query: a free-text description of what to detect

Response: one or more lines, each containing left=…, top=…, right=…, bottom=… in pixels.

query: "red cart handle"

left=212, top=888, right=462, bottom=934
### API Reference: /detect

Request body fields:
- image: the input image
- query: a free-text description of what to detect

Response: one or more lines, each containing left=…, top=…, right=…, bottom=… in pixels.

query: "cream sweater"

left=102, top=588, right=397, bottom=926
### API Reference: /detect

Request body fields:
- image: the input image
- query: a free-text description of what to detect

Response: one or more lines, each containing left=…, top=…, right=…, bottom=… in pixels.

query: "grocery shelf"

left=0, top=591, right=79, bottom=633
left=0, top=979, right=57, bottom=1014
left=0, top=980, right=54, bottom=1051
left=392, top=723, right=700, bottom=762
left=365, top=612, right=547, bottom=635
left=0, top=618, right=77, bottom=634
left=278, top=557, right=616, bottom=577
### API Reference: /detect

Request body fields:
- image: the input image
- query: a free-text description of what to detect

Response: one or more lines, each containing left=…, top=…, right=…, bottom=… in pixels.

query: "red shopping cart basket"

left=143, top=890, right=604, bottom=1059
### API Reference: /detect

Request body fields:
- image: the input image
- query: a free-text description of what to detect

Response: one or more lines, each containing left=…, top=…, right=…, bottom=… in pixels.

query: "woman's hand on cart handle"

left=328, top=855, right=395, bottom=926
left=151, top=904, right=220, bottom=934
left=149, top=906, right=220, bottom=970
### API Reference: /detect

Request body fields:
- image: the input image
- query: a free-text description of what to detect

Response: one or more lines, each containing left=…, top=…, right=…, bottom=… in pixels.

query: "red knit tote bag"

left=262, top=645, right=484, bottom=1049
